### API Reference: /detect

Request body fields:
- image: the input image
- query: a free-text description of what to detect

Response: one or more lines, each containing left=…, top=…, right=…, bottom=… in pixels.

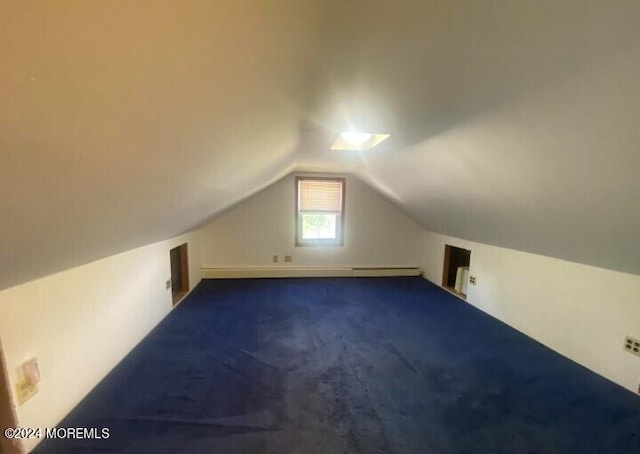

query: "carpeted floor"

left=34, top=277, right=640, bottom=453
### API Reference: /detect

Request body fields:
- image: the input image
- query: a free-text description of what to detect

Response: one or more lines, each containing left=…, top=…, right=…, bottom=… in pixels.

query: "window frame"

left=295, top=176, right=346, bottom=247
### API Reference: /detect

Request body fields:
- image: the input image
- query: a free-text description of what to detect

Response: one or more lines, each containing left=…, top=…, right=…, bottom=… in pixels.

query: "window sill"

left=295, top=241, right=344, bottom=247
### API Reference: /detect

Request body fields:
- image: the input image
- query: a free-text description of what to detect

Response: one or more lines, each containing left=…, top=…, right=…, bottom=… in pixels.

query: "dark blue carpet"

left=33, top=277, right=640, bottom=453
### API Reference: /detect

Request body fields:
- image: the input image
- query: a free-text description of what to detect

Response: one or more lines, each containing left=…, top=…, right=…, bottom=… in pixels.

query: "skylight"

left=330, top=131, right=390, bottom=151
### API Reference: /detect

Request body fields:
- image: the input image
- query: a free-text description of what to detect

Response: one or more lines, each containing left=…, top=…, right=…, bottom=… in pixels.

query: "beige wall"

left=422, top=230, right=640, bottom=393
left=0, top=231, right=201, bottom=452
left=199, top=173, right=424, bottom=269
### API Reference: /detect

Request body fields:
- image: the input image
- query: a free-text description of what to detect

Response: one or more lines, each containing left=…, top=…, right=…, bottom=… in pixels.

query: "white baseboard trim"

left=202, top=267, right=421, bottom=279
left=352, top=267, right=421, bottom=277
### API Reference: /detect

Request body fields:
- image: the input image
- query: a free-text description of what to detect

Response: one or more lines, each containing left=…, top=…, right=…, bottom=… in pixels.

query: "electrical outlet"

left=165, top=279, right=171, bottom=290
left=284, top=255, right=292, bottom=263
left=469, top=276, right=477, bottom=285
left=623, top=335, right=640, bottom=357
left=272, top=255, right=278, bottom=263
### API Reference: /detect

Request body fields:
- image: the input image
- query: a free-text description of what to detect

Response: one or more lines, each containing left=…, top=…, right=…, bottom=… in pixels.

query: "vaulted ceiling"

left=2, top=0, right=639, bottom=290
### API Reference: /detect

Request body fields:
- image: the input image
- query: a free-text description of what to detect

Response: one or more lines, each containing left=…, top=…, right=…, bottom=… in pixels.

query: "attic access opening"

left=170, top=243, right=189, bottom=305
left=442, top=245, right=471, bottom=299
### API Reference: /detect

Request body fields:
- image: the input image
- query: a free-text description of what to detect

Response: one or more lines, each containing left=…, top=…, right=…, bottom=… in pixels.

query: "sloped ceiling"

left=2, top=0, right=639, bottom=290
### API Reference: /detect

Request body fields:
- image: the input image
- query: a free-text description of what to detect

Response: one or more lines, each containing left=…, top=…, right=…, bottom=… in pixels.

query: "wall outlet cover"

left=272, top=255, right=278, bottom=263
left=623, top=335, right=640, bottom=357
left=284, top=255, right=292, bottom=263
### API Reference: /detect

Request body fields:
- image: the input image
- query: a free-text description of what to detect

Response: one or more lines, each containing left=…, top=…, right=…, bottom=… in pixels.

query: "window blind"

left=298, top=179, right=343, bottom=212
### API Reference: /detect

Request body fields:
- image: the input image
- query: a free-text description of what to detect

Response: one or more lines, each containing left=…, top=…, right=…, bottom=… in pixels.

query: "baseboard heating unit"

left=202, top=267, right=421, bottom=279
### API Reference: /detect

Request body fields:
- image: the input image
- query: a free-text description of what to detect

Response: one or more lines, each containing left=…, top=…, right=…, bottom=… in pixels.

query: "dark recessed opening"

left=170, top=243, right=189, bottom=305
left=442, top=245, right=471, bottom=299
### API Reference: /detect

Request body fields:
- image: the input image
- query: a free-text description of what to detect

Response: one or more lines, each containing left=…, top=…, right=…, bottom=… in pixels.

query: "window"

left=296, top=177, right=345, bottom=246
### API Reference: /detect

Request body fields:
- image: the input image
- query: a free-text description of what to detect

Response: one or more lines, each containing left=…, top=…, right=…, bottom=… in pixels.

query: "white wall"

left=199, top=173, right=423, bottom=269
left=0, top=231, right=201, bottom=452
left=422, top=230, right=640, bottom=393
